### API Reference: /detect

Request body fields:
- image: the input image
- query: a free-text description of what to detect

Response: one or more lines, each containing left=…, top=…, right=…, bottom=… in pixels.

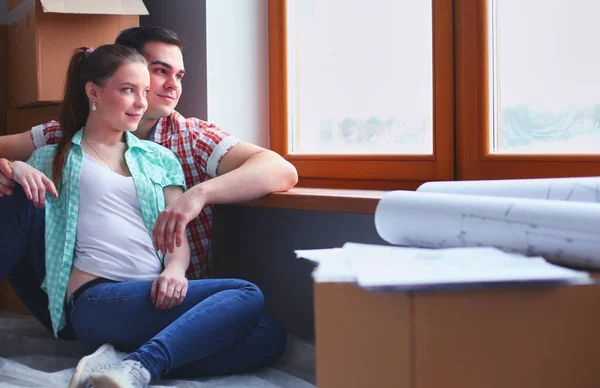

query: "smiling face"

left=90, top=62, right=150, bottom=131
left=142, top=41, right=185, bottom=120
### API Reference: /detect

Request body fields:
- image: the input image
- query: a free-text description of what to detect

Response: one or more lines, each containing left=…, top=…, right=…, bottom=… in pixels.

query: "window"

left=457, top=0, right=600, bottom=180
left=288, top=1, right=433, bottom=156
left=269, top=0, right=454, bottom=189
left=493, top=0, right=600, bottom=154
left=270, top=0, right=600, bottom=189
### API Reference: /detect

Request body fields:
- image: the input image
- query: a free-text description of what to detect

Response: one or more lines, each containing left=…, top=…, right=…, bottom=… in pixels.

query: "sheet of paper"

left=294, top=248, right=344, bottom=264
left=295, top=248, right=355, bottom=283
left=343, top=243, right=591, bottom=291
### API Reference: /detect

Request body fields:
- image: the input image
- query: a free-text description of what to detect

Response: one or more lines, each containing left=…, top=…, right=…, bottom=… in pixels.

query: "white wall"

left=206, top=0, right=270, bottom=147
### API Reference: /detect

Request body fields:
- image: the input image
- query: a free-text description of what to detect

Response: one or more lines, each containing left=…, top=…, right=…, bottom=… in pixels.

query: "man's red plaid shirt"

left=31, top=110, right=239, bottom=280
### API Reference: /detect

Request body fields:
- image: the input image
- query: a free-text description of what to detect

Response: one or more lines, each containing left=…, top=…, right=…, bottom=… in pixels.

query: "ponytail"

left=52, top=47, right=89, bottom=191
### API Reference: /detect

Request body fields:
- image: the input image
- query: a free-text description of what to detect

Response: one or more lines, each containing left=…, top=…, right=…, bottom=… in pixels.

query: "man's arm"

left=206, top=141, right=298, bottom=203
left=152, top=141, right=297, bottom=252
left=0, top=132, right=37, bottom=161
left=151, top=185, right=190, bottom=311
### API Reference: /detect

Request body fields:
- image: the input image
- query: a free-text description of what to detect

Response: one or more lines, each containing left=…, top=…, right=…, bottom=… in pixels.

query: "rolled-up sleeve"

left=192, top=120, right=239, bottom=178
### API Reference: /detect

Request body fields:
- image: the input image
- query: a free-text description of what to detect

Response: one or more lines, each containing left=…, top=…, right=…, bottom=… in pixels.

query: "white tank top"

left=73, top=154, right=162, bottom=281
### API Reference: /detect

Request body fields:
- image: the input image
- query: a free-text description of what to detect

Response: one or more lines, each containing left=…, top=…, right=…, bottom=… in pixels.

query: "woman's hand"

left=11, top=161, right=58, bottom=207
left=0, top=158, right=15, bottom=197
left=150, top=267, right=188, bottom=311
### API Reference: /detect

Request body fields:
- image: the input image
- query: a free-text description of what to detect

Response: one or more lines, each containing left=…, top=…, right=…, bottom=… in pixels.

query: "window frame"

left=455, top=0, right=600, bottom=181
left=268, top=0, right=455, bottom=190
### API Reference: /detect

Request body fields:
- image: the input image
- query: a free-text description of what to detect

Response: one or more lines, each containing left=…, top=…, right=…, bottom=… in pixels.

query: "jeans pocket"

left=78, top=326, right=112, bottom=354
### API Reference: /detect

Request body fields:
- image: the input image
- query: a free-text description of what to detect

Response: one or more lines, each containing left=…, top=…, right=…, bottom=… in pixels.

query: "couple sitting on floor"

left=0, top=26, right=297, bottom=388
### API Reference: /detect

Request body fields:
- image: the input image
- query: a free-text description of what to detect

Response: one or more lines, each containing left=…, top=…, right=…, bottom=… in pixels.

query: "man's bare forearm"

left=0, top=132, right=36, bottom=161
left=194, top=150, right=298, bottom=205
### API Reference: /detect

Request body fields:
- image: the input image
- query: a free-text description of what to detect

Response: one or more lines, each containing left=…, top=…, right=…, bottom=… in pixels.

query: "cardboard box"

left=314, top=281, right=600, bottom=388
left=0, top=279, right=30, bottom=314
left=6, top=0, right=148, bottom=108
left=7, top=104, right=60, bottom=135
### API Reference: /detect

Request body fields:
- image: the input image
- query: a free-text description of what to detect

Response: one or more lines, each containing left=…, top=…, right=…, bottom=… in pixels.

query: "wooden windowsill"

left=233, top=187, right=388, bottom=214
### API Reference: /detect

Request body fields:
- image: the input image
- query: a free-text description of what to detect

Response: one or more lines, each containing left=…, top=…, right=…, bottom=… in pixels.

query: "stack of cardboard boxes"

left=0, top=0, right=147, bottom=313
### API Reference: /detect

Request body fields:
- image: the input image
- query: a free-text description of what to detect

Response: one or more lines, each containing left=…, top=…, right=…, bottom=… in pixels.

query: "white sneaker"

left=89, top=360, right=151, bottom=388
left=68, top=343, right=127, bottom=388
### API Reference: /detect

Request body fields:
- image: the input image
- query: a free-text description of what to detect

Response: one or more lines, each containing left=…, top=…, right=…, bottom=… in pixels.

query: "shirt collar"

left=124, top=131, right=153, bottom=152
left=71, top=128, right=84, bottom=145
left=152, top=111, right=179, bottom=144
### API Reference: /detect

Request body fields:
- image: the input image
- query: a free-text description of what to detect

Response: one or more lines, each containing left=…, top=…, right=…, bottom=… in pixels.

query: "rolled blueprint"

left=374, top=190, right=600, bottom=269
left=418, top=176, right=600, bottom=203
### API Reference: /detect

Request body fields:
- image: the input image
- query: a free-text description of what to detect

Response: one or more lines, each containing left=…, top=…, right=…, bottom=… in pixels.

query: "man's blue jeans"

left=68, top=278, right=286, bottom=380
left=0, top=185, right=76, bottom=339
left=1, top=186, right=287, bottom=377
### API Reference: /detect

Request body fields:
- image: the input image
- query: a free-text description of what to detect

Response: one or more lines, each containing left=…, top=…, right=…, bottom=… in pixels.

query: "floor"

left=0, top=310, right=316, bottom=387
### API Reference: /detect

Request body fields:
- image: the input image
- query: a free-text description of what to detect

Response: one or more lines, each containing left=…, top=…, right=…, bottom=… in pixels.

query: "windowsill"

left=234, top=187, right=388, bottom=214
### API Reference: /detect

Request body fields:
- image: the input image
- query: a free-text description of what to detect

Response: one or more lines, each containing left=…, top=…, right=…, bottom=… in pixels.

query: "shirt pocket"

left=148, top=169, right=167, bottom=213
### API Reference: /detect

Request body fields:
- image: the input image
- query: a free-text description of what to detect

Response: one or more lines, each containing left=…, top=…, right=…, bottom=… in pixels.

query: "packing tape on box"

left=0, top=0, right=35, bottom=25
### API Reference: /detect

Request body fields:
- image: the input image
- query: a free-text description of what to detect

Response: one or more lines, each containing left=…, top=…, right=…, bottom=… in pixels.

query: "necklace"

left=83, top=137, right=117, bottom=172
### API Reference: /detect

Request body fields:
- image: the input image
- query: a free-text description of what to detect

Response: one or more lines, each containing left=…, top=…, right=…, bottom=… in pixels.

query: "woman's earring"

left=92, top=102, right=97, bottom=111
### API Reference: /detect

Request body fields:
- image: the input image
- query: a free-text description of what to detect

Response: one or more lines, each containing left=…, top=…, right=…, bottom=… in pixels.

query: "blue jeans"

left=68, top=278, right=286, bottom=380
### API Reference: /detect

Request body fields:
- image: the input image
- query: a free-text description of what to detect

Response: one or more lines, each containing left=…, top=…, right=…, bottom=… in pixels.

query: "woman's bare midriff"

left=66, top=266, right=101, bottom=301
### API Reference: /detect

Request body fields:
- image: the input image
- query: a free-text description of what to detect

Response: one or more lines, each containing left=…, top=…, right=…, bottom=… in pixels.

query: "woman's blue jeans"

left=68, top=279, right=286, bottom=380
left=1, top=186, right=287, bottom=378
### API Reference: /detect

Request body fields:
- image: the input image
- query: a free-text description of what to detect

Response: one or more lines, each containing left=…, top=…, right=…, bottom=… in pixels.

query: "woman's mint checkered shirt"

left=27, top=129, right=185, bottom=336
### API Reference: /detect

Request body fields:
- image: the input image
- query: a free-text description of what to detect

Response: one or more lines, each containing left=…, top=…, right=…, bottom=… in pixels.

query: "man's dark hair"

left=115, top=26, right=183, bottom=55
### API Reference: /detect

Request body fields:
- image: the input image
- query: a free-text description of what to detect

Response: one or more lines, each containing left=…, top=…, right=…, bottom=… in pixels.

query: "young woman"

left=10, top=45, right=285, bottom=388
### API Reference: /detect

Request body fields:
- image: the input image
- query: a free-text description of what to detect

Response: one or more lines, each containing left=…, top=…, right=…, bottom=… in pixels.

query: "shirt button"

left=63, top=262, right=69, bottom=268
left=69, top=215, right=75, bottom=220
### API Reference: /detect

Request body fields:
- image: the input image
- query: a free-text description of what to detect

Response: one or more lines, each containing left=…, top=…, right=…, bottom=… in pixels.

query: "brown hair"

left=115, top=26, right=183, bottom=55
left=52, top=44, right=146, bottom=190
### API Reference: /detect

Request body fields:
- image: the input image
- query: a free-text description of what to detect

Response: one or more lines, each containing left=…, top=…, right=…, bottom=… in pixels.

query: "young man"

left=0, top=27, right=297, bottom=340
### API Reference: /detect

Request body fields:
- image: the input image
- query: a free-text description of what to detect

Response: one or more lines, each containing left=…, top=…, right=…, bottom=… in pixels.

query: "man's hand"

left=150, top=267, right=188, bottom=311
left=152, top=188, right=205, bottom=255
left=0, top=158, right=15, bottom=197
left=11, top=161, right=58, bottom=208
